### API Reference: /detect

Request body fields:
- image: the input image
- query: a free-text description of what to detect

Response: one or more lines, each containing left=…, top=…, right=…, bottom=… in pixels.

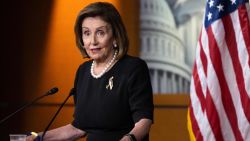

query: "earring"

left=113, top=42, right=117, bottom=48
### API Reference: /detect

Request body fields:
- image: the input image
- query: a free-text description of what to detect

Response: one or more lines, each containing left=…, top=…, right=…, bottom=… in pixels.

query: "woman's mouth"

left=90, top=48, right=102, bottom=53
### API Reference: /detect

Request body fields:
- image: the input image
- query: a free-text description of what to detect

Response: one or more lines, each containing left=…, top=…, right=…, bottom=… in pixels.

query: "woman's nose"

left=90, top=34, right=98, bottom=45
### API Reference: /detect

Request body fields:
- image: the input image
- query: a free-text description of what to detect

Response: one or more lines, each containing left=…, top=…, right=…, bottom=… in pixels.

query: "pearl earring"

left=113, top=42, right=117, bottom=48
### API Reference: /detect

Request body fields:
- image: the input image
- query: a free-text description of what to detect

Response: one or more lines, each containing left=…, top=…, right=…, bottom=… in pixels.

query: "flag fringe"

left=187, top=108, right=196, bottom=141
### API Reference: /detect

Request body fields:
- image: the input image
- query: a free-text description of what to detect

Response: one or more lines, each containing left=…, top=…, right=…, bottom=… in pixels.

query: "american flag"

left=188, top=0, right=250, bottom=140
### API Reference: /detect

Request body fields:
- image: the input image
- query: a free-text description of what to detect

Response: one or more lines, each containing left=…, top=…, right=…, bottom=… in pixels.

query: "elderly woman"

left=28, top=2, right=153, bottom=141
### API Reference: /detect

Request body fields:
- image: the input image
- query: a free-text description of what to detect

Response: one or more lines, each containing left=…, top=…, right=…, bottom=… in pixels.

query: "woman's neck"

left=94, top=50, right=115, bottom=68
left=91, top=50, right=118, bottom=78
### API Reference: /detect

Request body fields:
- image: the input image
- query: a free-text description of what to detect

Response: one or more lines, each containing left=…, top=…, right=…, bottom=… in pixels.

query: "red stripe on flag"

left=205, top=90, right=224, bottom=141
left=193, top=63, right=206, bottom=112
left=189, top=105, right=203, bottom=141
left=238, top=4, right=250, bottom=67
left=200, top=46, right=208, bottom=77
left=195, top=28, right=224, bottom=141
left=222, top=13, right=250, bottom=124
left=199, top=34, right=208, bottom=76
left=206, top=27, right=243, bottom=141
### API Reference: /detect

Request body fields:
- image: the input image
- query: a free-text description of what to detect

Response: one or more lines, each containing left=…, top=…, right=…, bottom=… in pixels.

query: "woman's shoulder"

left=77, top=59, right=92, bottom=72
left=121, top=55, right=148, bottom=68
left=122, top=55, right=146, bottom=66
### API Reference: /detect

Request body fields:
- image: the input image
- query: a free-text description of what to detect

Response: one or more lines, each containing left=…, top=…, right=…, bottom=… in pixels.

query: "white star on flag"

left=231, top=0, right=237, bottom=4
left=217, top=4, right=224, bottom=12
left=209, top=0, right=215, bottom=8
left=207, top=12, right=212, bottom=20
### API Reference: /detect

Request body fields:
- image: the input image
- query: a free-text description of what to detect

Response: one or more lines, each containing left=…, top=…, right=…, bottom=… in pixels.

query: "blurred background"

left=0, top=0, right=205, bottom=140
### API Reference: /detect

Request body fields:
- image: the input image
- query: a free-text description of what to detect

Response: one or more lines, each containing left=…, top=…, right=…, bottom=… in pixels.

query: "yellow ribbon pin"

left=106, top=76, right=114, bottom=90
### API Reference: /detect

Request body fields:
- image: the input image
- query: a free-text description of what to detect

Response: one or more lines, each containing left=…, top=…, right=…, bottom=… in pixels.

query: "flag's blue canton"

left=204, top=0, right=249, bottom=28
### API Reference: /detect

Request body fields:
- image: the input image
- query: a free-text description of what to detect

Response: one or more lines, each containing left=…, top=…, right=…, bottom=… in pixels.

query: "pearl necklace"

left=91, top=51, right=118, bottom=79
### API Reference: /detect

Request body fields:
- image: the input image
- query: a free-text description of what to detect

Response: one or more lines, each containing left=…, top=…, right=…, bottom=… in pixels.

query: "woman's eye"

left=83, top=31, right=90, bottom=37
left=96, top=30, right=105, bottom=37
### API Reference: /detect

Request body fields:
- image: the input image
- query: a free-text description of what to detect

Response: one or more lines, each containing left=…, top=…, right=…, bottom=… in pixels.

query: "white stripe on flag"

left=247, top=3, right=250, bottom=20
left=231, top=9, right=250, bottom=139
left=212, top=15, right=249, bottom=139
left=202, top=24, right=235, bottom=141
left=195, top=41, right=207, bottom=96
left=190, top=77, right=215, bottom=141
left=232, top=9, right=250, bottom=96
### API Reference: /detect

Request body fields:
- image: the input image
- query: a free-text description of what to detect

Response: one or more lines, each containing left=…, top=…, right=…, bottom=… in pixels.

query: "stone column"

left=141, top=37, right=146, bottom=54
left=171, top=73, right=177, bottom=93
left=160, top=71, right=167, bottom=93
left=184, top=79, right=189, bottom=94
left=152, top=69, right=158, bottom=94
left=178, top=76, right=183, bottom=93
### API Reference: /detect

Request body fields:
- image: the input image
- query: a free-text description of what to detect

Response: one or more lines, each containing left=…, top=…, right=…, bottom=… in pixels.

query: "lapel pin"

left=106, top=76, right=114, bottom=90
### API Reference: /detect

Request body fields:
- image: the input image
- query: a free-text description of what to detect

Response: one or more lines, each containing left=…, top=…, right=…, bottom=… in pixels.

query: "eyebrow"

left=82, top=25, right=108, bottom=30
left=82, top=25, right=109, bottom=30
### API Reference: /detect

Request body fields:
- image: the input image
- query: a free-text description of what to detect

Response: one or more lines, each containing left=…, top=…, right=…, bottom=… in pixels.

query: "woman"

left=28, top=2, right=153, bottom=141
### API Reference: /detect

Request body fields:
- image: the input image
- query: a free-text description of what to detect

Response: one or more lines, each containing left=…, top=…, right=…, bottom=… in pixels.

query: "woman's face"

left=81, top=16, right=114, bottom=62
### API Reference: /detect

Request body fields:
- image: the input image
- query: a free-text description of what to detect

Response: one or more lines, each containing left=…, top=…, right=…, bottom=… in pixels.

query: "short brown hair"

left=74, top=2, right=129, bottom=59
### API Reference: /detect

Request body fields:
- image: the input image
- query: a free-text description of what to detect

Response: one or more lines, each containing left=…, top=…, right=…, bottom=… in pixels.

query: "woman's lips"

left=90, top=48, right=101, bottom=53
